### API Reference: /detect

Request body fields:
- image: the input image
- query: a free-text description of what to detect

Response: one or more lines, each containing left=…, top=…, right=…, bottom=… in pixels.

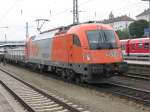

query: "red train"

left=6, top=23, right=128, bottom=83
left=120, top=37, right=150, bottom=60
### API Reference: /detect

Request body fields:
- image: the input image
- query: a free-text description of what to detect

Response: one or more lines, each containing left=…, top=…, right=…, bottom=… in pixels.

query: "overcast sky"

left=0, top=0, right=148, bottom=41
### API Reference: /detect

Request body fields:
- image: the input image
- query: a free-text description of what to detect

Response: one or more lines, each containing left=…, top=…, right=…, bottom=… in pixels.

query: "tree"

left=116, top=29, right=129, bottom=39
left=129, top=20, right=148, bottom=37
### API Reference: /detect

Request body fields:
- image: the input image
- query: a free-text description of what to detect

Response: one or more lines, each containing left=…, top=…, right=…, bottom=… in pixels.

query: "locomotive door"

left=64, top=34, right=73, bottom=64
left=69, top=34, right=82, bottom=64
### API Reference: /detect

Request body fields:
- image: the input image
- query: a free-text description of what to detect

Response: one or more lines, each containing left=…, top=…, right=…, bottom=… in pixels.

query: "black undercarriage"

left=82, top=62, right=128, bottom=83
left=5, top=57, right=128, bottom=83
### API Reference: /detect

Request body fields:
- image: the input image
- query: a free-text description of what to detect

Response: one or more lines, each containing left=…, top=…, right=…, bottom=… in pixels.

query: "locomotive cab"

left=68, top=24, right=128, bottom=82
left=85, top=29, right=128, bottom=81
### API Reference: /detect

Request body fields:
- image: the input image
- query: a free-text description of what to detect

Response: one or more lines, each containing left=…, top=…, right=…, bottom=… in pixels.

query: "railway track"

left=127, top=63, right=150, bottom=76
left=0, top=67, right=90, bottom=112
left=2, top=64, right=150, bottom=107
left=74, top=75, right=150, bottom=105
left=106, top=76, right=150, bottom=105
left=123, top=73, right=150, bottom=81
left=125, top=63, right=150, bottom=80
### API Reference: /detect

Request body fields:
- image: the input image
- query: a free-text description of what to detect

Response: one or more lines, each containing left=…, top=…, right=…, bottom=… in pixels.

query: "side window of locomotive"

left=144, top=43, right=149, bottom=49
left=131, top=43, right=136, bottom=50
left=121, top=44, right=125, bottom=50
left=73, top=35, right=81, bottom=47
left=138, top=43, right=143, bottom=48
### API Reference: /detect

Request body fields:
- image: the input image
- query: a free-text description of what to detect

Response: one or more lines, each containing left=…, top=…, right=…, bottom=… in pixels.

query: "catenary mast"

left=73, top=0, right=79, bottom=24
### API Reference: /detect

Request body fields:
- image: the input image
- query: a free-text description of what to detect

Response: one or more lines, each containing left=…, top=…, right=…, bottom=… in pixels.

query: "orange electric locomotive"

left=26, top=23, right=128, bottom=83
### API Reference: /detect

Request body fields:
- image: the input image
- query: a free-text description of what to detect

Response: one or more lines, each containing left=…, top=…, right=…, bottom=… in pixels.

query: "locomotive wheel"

left=33, top=64, right=38, bottom=71
left=66, top=69, right=75, bottom=82
left=61, top=69, right=67, bottom=79
left=75, top=74, right=84, bottom=84
left=75, top=77, right=81, bottom=84
left=38, top=64, right=44, bottom=73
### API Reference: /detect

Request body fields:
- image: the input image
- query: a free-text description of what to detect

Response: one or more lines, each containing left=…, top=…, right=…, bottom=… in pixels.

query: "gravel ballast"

left=4, top=64, right=150, bottom=112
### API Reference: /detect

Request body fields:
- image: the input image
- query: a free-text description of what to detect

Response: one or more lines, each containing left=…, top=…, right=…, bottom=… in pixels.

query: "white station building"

left=99, top=12, right=135, bottom=31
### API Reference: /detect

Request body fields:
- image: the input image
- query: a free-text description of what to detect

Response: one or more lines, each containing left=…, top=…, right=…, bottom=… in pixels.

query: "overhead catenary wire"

left=0, top=0, right=148, bottom=41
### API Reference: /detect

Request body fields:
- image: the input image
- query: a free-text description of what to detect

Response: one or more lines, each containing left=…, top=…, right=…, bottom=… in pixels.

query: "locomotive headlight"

left=84, top=53, right=91, bottom=61
left=86, top=54, right=91, bottom=61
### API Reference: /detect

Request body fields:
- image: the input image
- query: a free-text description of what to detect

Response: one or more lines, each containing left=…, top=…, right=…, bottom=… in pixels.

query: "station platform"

left=125, top=60, right=150, bottom=66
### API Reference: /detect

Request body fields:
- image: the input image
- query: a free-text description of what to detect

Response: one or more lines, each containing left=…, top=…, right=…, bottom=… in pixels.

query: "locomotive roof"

left=130, top=37, right=150, bottom=43
left=131, top=37, right=149, bottom=41
left=31, top=23, right=113, bottom=41
left=39, top=22, right=113, bottom=35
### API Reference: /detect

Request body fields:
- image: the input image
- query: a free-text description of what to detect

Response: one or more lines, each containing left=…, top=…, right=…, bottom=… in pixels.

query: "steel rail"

left=0, top=67, right=89, bottom=112
left=0, top=80, right=35, bottom=112
left=123, top=73, right=150, bottom=81
left=106, top=81, right=150, bottom=105
left=1, top=64, right=150, bottom=106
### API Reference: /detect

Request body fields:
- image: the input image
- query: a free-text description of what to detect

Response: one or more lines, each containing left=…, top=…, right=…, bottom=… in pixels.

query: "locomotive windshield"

left=87, top=30, right=118, bottom=50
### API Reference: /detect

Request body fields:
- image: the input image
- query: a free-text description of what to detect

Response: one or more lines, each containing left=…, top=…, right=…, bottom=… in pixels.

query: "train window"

left=144, top=43, right=149, bottom=49
left=87, top=30, right=117, bottom=50
left=138, top=43, right=143, bottom=48
left=131, top=43, right=136, bottom=49
left=121, top=44, right=125, bottom=50
left=73, top=35, right=81, bottom=47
